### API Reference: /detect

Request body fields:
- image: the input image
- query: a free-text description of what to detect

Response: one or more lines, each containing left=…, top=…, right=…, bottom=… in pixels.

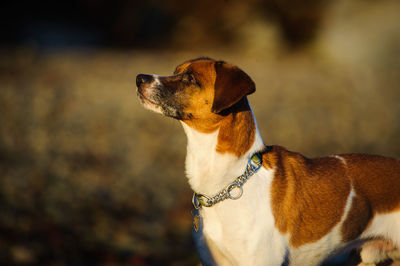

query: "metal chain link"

left=192, top=153, right=262, bottom=209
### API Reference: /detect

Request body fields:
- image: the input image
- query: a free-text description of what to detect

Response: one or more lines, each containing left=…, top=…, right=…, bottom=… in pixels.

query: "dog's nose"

left=136, top=74, right=154, bottom=87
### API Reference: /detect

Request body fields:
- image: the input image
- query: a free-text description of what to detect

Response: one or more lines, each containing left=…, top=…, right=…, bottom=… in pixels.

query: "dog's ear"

left=211, top=61, right=256, bottom=114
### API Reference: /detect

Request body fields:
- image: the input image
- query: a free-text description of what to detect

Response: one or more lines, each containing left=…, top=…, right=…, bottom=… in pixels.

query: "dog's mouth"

left=136, top=88, right=164, bottom=114
left=137, top=89, right=156, bottom=105
left=136, top=82, right=186, bottom=120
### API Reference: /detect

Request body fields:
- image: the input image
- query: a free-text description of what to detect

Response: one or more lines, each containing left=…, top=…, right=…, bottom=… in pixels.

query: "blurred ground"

left=1, top=0, right=400, bottom=265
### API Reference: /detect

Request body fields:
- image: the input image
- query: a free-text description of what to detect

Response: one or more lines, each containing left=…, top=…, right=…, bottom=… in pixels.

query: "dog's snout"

left=136, top=74, right=154, bottom=87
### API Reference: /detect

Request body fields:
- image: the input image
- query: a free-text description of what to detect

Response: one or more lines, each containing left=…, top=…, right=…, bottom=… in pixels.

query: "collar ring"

left=226, top=182, right=243, bottom=200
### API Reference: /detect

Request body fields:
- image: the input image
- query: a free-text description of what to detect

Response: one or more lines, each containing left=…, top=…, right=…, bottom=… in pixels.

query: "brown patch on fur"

left=176, top=59, right=220, bottom=132
left=264, top=146, right=351, bottom=247
left=341, top=194, right=373, bottom=242
left=340, top=154, right=400, bottom=241
left=174, top=59, right=222, bottom=133
left=212, top=61, right=255, bottom=113
left=175, top=58, right=256, bottom=157
left=174, top=57, right=213, bottom=75
left=263, top=148, right=400, bottom=247
left=343, top=154, right=400, bottom=213
left=215, top=98, right=255, bottom=156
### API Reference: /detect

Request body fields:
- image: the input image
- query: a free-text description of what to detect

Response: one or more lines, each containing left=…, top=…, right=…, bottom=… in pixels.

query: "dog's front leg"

left=204, top=236, right=235, bottom=266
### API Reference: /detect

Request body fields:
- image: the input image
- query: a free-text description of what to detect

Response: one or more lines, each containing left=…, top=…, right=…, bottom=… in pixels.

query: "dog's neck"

left=180, top=100, right=265, bottom=196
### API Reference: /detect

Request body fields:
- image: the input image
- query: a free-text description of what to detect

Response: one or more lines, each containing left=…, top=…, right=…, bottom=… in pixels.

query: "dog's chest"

left=200, top=168, right=287, bottom=265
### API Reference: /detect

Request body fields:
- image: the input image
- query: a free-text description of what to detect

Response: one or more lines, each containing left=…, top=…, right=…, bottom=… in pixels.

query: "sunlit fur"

left=359, top=239, right=400, bottom=265
left=137, top=58, right=400, bottom=265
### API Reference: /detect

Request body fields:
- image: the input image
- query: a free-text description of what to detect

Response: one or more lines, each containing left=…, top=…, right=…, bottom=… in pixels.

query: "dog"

left=136, top=57, right=400, bottom=266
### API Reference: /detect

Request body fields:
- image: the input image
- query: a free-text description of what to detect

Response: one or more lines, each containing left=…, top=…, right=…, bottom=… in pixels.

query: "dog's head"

left=136, top=57, right=255, bottom=130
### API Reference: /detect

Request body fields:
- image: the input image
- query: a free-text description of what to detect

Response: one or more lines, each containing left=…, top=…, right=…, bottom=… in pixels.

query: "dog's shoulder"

left=262, top=145, right=346, bottom=175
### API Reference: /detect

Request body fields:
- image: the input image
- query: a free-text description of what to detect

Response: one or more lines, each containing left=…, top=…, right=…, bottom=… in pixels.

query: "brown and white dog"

left=136, top=57, right=400, bottom=266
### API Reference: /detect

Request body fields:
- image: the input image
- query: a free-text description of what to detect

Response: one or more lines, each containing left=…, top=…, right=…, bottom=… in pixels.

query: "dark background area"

left=1, top=0, right=400, bottom=265
left=1, top=0, right=331, bottom=50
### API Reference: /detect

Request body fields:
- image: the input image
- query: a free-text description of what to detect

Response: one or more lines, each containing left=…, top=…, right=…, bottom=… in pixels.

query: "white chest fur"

left=180, top=121, right=285, bottom=265
left=201, top=167, right=286, bottom=265
left=181, top=122, right=263, bottom=196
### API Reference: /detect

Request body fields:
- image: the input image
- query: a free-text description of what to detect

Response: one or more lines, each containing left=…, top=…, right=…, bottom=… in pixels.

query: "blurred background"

left=1, top=0, right=400, bottom=265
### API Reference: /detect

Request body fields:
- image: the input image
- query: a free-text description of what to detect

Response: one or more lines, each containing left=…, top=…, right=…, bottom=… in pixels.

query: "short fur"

left=136, top=58, right=400, bottom=265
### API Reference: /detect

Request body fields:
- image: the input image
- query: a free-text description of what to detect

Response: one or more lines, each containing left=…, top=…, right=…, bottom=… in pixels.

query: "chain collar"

left=192, top=153, right=262, bottom=209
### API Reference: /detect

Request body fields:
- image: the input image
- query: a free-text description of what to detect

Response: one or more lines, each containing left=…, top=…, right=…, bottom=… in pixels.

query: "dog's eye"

left=188, top=74, right=196, bottom=84
left=183, top=73, right=196, bottom=85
